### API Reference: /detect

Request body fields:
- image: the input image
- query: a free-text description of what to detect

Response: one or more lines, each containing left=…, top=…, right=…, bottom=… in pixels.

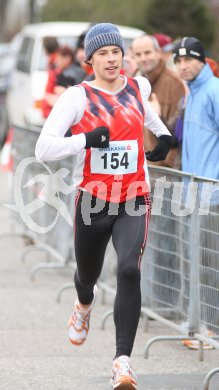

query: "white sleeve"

left=35, top=86, right=86, bottom=161
left=135, top=76, right=171, bottom=137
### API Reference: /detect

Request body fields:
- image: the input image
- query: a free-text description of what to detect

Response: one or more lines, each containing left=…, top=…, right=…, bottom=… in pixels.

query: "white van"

left=6, top=22, right=144, bottom=129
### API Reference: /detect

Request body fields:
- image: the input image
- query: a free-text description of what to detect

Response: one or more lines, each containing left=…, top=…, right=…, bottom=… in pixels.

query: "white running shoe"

left=67, top=285, right=98, bottom=346
left=111, top=355, right=137, bottom=389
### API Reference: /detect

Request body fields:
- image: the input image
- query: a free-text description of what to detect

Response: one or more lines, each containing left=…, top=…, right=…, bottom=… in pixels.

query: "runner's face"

left=90, top=45, right=123, bottom=82
left=175, top=56, right=204, bottom=81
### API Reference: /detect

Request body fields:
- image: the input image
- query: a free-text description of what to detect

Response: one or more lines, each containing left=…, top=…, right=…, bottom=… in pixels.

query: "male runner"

left=36, top=23, right=172, bottom=390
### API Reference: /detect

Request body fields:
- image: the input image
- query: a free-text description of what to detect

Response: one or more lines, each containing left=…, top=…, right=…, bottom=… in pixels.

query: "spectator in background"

left=123, top=46, right=138, bottom=77
left=42, top=36, right=59, bottom=70
left=206, top=57, right=219, bottom=77
left=41, top=45, right=86, bottom=118
left=173, top=37, right=219, bottom=179
left=132, top=34, right=185, bottom=169
left=57, top=46, right=86, bottom=88
left=173, top=37, right=219, bottom=332
left=75, top=30, right=94, bottom=79
left=132, top=34, right=185, bottom=310
left=170, top=53, right=219, bottom=150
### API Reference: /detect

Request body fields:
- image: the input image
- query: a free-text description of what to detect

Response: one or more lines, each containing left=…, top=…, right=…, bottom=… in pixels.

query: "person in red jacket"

left=41, top=46, right=85, bottom=118
left=206, top=57, right=219, bottom=78
left=42, top=36, right=59, bottom=70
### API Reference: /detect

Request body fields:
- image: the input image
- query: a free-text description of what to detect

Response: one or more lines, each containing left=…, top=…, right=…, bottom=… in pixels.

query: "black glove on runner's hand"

left=145, top=135, right=172, bottom=162
left=85, top=126, right=110, bottom=149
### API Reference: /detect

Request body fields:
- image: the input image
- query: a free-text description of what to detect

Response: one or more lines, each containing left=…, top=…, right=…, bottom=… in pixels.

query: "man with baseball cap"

left=173, top=36, right=219, bottom=179
left=36, top=23, right=172, bottom=389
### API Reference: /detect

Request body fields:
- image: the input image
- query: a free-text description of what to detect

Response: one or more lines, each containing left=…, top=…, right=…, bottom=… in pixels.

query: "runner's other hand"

left=85, top=126, right=110, bottom=149
left=145, top=135, right=172, bottom=162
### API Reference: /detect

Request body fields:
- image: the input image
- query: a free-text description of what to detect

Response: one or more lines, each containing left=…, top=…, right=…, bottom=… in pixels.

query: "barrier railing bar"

left=203, top=368, right=219, bottom=390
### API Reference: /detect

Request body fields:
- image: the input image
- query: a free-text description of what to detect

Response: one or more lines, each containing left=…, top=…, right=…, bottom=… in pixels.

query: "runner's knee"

left=117, top=261, right=140, bottom=281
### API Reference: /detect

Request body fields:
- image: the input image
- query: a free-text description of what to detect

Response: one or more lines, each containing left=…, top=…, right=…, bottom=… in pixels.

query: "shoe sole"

left=110, top=379, right=137, bottom=389
left=68, top=337, right=85, bottom=346
left=114, top=385, right=137, bottom=390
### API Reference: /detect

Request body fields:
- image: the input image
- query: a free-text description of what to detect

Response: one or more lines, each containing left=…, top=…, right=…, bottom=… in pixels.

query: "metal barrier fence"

left=142, top=168, right=219, bottom=335
left=141, top=167, right=219, bottom=390
left=3, top=125, right=77, bottom=278
left=3, top=125, right=219, bottom=389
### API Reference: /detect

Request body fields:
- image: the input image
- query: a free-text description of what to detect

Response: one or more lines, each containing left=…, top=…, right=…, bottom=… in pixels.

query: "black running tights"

left=73, top=190, right=151, bottom=358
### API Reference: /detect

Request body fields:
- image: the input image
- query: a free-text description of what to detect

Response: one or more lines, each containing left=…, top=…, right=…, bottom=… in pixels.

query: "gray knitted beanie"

left=84, top=23, right=125, bottom=61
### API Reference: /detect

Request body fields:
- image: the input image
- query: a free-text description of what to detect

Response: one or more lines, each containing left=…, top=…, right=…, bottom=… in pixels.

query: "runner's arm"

left=35, top=86, right=86, bottom=161
left=135, top=76, right=171, bottom=137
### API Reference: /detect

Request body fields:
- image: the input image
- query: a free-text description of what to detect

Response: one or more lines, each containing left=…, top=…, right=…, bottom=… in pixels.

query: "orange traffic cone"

left=0, top=128, right=14, bottom=172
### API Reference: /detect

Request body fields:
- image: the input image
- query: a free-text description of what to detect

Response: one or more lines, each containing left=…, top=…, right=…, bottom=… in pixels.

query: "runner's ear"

left=85, top=59, right=92, bottom=67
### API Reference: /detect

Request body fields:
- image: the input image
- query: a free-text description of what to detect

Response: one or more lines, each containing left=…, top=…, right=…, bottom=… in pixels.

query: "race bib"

left=90, top=140, right=138, bottom=175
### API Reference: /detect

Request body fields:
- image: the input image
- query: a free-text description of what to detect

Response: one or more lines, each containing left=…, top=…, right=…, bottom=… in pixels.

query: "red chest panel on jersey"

left=71, top=77, right=149, bottom=202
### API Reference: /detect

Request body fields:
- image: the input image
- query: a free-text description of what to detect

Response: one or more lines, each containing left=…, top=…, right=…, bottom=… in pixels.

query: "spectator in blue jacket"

left=173, top=37, right=219, bottom=180
left=173, top=38, right=219, bottom=332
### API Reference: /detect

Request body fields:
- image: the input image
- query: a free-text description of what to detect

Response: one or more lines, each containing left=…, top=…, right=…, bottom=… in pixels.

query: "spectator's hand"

left=85, top=126, right=110, bottom=149
left=146, top=135, right=172, bottom=162
left=149, top=93, right=161, bottom=116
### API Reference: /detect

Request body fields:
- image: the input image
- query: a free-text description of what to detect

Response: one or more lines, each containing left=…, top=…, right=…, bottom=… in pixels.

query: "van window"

left=17, top=37, right=34, bottom=73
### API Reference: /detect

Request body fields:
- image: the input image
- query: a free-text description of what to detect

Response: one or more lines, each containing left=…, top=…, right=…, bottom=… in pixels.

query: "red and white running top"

left=35, top=75, right=170, bottom=202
